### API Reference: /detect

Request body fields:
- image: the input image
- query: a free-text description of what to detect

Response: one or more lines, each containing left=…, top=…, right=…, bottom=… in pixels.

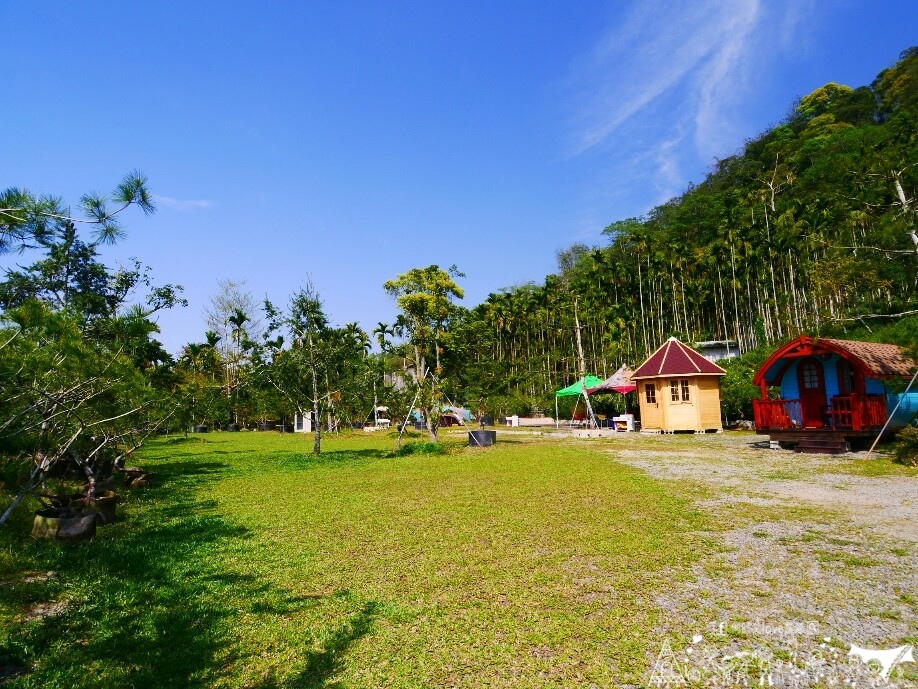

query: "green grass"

left=0, top=431, right=711, bottom=687
left=838, top=452, right=918, bottom=477
left=761, top=470, right=801, bottom=481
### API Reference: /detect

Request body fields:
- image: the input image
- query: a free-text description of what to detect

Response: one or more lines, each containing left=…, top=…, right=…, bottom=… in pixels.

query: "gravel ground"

left=606, top=432, right=918, bottom=688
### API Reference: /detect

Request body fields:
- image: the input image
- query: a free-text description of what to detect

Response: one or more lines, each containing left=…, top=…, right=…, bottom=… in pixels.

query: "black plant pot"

left=192, top=425, right=209, bottom=433
left=226, top=424, right=240, bottom=432
left=257, top=422, right=276, bottom=431
left=32, top=510, right=97, bottom=540
left=76, top=491, right=119, bottom=525
left=468, top=430, right=497, bottom=447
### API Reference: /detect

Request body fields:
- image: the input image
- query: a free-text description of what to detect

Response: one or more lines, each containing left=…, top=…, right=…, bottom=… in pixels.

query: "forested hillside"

left=443, top=47, right=918, bottom=414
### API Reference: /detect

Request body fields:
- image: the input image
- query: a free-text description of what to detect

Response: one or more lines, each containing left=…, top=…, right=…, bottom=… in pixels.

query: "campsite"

left=2, top=428, right=916, bottom=687
left=3, top=5, right=918, bottom=687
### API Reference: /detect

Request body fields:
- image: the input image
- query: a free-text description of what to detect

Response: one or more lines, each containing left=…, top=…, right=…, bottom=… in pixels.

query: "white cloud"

left=564, top=0, right=817, bottom=221
left=153, top=195, right=213, bottom=211
left=692, top=1, right=761, bottom=159
left=569, top=1, right=738, bottom=154
left=652, top=136, right=686, bottom=204
left=567, top=0, right=816, bottom=160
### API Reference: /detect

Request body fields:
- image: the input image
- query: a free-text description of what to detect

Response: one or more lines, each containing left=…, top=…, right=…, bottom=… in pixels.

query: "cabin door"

left=797, top=358, right=826, bottom=428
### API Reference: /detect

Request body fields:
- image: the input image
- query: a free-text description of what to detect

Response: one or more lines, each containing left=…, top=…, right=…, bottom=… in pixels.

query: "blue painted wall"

left=778, top=354, right=887, bottom=400
left=887, top=392, right=918, bottom=431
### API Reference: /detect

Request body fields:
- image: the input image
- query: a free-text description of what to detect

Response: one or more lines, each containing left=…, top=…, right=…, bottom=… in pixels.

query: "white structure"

left=611, top=414, right=635, bottom=431
left=695, top=340, right=739, bottom=363
left=364, top=406, right=390, bottom=431
left=294, top=411, right=312, bottom=433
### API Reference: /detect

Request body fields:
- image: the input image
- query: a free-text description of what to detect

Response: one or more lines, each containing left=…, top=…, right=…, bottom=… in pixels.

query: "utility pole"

left=574, top=298, right=598, bottom=428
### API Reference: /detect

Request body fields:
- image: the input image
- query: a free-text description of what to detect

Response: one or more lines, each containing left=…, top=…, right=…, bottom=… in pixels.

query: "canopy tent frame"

left=582, top=365, right=638, bottom=424
left=554, top=376, right=604, bottom=429
left=584, top=365, right=637, bottom=396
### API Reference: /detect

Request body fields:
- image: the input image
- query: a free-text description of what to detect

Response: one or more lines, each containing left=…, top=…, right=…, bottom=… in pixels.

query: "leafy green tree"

left=203, top=278, right=263, bottom=425
left=259, top=282, right=334, bottom=454
left=0, top=172, right=152, bottom=256
left=384, top=265, right=464, bottom=442
left=0, top=302, right=176, bottom=525
left=0, top=174, right=186, bottom=524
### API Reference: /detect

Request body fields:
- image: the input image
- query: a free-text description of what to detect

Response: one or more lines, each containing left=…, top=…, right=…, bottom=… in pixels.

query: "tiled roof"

left=632, top=337, right=727, bottom=379
left=821, top=338, right=915, bottom=377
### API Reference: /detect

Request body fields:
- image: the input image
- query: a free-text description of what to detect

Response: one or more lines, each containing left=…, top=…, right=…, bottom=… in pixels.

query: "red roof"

left=632, top=337, right=727, bottom=379
left=752, top=336, right=916, bottom=385
left=820, top=338, right=915, bottom=377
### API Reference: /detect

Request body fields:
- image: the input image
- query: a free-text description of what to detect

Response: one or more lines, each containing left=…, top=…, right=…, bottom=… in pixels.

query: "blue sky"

left=4, top=1, right=916, bottom=354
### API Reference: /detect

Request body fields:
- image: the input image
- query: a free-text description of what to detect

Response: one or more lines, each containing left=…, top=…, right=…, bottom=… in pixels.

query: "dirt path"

left=606, top=432, right=918, bottom=687
left=610, top=433, right=917, bottom=543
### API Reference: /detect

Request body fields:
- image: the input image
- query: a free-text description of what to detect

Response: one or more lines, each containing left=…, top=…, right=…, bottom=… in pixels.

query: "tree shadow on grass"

left=2, top=504, right=253, bottom=687
left=252, top=598, right=381, bottom=689
left=0, top=457, right=385, bottom=688
left=150, top=460, right=230, bottom=479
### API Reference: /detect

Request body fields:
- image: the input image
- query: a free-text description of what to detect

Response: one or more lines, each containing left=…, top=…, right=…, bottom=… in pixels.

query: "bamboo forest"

left=439, top=47, right=918, bottom=415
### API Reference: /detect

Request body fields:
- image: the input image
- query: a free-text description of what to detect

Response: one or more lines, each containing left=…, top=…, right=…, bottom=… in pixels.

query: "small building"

left=293, top=410, right=313, bottom=433
left=752, top=336, right=918, bottom=452
left=632, top=337, right=727, bottom=432
left=695, top=340, right=739, bottom=363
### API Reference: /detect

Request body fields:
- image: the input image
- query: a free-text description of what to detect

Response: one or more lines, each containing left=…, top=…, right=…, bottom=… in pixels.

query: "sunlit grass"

left=1, top=430, right=711, bottom=687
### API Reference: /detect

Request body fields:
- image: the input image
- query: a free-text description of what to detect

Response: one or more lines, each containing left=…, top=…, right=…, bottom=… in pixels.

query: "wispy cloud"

left=153, top=194, right=213, bottom=211
left=692, top=1, right=761, bottom=158
left=570, top=0, right=771, bottom=154
left=652, top=136, right=686, bottom=204
left=565, top=0, right=815, bottom=218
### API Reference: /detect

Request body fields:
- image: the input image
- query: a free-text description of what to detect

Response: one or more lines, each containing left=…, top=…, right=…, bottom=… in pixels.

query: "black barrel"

left=468, top=430, right=496, bottom=447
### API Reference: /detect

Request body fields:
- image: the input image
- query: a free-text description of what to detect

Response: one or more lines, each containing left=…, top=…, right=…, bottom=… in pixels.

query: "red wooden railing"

left=826, top=395, right=887, bottom=430
left=864, top=395, right=888, bottom=427
left=753, top=399, right=803, bottom=429
left=755, top=395, right=888, bottom=431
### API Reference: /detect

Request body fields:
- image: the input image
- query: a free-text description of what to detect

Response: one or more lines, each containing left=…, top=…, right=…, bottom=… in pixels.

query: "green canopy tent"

left=554, top=376, right=604, bottom=429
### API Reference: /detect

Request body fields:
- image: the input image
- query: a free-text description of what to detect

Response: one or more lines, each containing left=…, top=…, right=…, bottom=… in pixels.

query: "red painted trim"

left=752, top=336, right=877, bottom=387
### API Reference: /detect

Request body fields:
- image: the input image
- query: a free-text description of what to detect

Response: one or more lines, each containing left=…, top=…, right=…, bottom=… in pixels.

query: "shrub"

left=393, top=441, right=447, bottom=457
left=894, top=425, right=918, bottom=467
left=0, top=454, right=31, bottom=492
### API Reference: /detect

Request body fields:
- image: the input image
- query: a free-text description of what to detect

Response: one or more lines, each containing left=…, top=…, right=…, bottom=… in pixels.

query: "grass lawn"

left=1, top=430, right=710, bottom=687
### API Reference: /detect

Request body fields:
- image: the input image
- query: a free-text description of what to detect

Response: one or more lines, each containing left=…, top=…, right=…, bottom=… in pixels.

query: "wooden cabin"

left=633, top=337, right=727, bottom=433
left=752, top=336, right=918, bottom=452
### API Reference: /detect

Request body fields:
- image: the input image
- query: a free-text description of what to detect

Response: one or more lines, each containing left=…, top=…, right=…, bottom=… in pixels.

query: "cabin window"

left=838, top=360, right=857, bottom=394
left=801, top=361, right=820, bottom=389
left=670, top=379, right=691, bottom=402
left=645, top=383, right=656, bottom=404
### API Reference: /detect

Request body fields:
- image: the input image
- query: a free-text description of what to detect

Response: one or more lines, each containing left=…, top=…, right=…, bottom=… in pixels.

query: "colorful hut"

left=752, top=336, right=918, bottom=452
left=632, top=337, right=726, bottom=433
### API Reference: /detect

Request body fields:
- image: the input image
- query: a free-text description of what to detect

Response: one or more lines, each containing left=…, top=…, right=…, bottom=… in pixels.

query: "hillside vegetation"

left=442, top=47, right=918, bottom=414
